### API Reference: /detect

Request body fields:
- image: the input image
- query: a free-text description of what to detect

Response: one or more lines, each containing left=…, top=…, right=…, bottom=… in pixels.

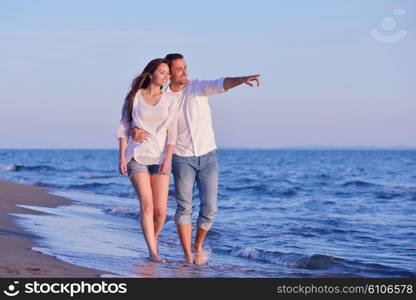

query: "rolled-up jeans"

left=172, top=150, right=218, bottom=231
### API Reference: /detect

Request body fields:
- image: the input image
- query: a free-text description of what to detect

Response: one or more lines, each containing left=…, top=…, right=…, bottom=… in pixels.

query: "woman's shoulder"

left=135, top=89, right=144, bottom=97
left=133, top=89, right=145, bottom=105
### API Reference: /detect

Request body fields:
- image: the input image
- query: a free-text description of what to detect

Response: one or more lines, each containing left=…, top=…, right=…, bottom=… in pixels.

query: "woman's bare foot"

left=193, top=251, right=207, bottom=265
left=184, top=253, right=193, bottom=264
left=149, top=254, right=166, bottom=263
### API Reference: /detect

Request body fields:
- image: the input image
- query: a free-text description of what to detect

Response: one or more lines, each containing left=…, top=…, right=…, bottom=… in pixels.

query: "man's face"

left=169, top=58, right=188, bottom=85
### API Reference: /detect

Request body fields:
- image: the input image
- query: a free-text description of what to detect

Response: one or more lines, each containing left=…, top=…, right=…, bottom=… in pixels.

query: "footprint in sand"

left=26, top=267, right=48, bottom=275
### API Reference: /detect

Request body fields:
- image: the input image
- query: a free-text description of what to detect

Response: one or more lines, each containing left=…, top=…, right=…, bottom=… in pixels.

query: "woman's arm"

left=118, top=137, right=128, bottom=176
left=160, top=144, right=175, bottom=175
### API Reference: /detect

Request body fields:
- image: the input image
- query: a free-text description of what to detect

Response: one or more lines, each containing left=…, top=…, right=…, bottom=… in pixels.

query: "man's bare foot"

left=193, top=251, right=207, bottom=265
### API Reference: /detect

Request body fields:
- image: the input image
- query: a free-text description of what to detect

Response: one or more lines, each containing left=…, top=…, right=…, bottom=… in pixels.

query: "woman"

left=117, top=58, right=178, bottom=262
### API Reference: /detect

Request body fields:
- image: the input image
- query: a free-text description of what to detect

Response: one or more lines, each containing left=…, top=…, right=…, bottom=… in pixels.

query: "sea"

left=1, top=149, right=415, bottom=278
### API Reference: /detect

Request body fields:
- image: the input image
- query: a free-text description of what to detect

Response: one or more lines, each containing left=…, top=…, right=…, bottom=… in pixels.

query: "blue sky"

left=1, top=0, right=415, bottom=148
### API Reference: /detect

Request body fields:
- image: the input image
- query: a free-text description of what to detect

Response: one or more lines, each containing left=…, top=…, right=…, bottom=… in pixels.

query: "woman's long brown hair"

left=121, top=58, right=168, bottom=123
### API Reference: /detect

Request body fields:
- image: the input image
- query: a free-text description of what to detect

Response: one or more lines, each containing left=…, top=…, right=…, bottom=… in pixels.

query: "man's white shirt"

left=166, top=78, right=226, bottom=157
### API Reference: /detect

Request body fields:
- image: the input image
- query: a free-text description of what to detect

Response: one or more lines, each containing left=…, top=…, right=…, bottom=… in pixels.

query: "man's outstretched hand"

left=243, top=74, right=260, bottom=87
left=223, top=75, right=261, bottom=91
left=128, top=127, right=149, bottom=143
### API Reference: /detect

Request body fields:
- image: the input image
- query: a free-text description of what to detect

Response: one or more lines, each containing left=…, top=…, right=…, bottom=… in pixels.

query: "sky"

left=1, top=0, right=415, bottom=149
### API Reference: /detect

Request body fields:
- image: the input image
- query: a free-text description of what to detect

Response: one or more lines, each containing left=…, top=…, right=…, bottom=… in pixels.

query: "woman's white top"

left=116, top=89, right=179, bottom=165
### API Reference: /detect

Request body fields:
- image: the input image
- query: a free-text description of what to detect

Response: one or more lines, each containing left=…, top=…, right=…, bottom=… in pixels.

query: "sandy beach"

left=0, top=180, right=106, bottom=277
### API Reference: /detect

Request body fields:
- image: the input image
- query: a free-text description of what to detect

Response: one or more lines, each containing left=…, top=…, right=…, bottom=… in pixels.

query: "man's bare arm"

left=128, top=127, right=149, bottom=143
left=223, top=75, right=260, bottom=91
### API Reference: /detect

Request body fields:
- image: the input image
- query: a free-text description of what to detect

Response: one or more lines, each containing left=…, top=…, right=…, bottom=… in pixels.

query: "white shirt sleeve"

left=194, top=77, right=226, bottom=96
left=166, top=113, right=178, bottom=146
left=116, top=113, right=131, bottom=140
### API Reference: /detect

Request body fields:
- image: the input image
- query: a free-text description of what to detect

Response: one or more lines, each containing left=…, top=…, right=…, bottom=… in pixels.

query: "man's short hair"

left=165, top=53, right=184, bottom=67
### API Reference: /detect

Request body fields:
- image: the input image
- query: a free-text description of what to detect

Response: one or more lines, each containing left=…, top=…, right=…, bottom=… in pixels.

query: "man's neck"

left=169, top=82, right=186, bottom=92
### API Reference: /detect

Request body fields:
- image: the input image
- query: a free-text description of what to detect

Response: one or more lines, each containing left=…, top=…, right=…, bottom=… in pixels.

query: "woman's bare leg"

left=130, top=173, right=163, bottom=262
left=150, top=174, right=170, bottom=254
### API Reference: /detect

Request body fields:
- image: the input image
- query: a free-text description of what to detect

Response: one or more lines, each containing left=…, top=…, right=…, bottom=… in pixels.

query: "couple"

left=117, top=53, right=260, bottom=264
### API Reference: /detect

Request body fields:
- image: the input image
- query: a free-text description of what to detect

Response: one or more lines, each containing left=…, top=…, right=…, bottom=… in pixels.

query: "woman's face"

left=151, top=63, right=170, bottom=86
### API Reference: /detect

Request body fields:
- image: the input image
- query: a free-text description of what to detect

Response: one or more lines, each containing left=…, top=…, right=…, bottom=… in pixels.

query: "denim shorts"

left=127, top=158, right=169, bottom=177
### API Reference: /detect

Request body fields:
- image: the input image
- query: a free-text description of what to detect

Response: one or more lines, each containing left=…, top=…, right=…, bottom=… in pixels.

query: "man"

left=129, top=53, right=259, bottom=264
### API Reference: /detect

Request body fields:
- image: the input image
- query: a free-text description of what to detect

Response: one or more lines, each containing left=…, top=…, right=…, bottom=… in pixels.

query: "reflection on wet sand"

left=133, top=260, right=209, bottom=278
left=133, top=261, right=158, bottom=278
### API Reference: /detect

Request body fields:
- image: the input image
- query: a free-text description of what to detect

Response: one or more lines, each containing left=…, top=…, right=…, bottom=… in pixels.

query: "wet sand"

left=0, top=180, right=107, bottom=277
